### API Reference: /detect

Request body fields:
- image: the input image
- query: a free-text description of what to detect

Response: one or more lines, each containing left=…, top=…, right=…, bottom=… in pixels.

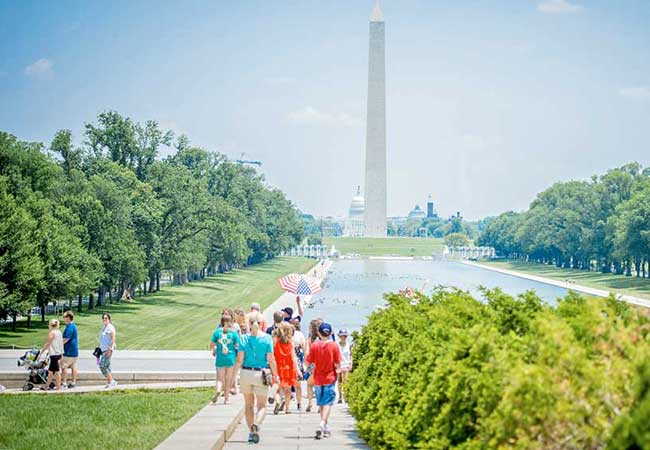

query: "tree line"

left=0, top=111, right=303, bottom=329
left=479, top=163, right=650, bottom=277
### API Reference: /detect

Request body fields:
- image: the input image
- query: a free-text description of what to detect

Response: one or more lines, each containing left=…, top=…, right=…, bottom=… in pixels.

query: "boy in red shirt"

left=306, top=322, right=341, bottom=439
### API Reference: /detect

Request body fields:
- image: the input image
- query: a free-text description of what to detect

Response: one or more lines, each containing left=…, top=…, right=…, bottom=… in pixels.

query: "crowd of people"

left=30, top=293, right=352, bottom=444
left=210, top=296, right=353, bottom=444
left=37, top=310, right=117, bottom=390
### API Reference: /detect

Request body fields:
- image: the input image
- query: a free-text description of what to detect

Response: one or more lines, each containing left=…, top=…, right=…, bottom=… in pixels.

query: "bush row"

left=346, top=288, right=650, bottom=449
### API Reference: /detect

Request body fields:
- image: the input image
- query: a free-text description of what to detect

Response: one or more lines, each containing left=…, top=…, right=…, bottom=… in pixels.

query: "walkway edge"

left=462, top=260, right=650, bottom=308
left=155, top=397, right=245, bottom=450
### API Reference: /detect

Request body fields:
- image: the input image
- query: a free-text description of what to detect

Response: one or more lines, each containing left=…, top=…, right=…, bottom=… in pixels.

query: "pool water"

left=301, top=259, right=569, bottom=335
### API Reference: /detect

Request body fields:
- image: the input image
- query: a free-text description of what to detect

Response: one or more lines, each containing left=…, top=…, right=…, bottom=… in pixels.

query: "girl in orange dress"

left=273, top=321, right=298, bottom=414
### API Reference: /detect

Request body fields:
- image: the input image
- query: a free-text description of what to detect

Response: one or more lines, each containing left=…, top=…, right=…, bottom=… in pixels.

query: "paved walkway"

left=224, top=402, right=368, bottom=450
left=463, top=260, right=650, bottom=308
left=0, top=349, right=214, bottom=372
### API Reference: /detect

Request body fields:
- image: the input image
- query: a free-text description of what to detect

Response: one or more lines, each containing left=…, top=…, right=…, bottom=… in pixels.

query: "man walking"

left=61, top=311, right=79, bottom=389
left=305, top=322, right=341, bottom=439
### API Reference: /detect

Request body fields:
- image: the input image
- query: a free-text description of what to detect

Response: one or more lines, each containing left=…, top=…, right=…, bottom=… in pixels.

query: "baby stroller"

left=17, top=349, right=51, bottom=391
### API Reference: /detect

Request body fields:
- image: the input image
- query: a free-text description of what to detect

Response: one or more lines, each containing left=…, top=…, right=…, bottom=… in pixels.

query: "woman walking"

left=305, top=318, right=323, bottom=412
left=99, top=313, right=117, bottom=388
left=292, top=318, right=307, bottom=410
left=337, top=329, right=353, bottom=403
left=235, top=311, right=279, bottom=444
left=40, top=319, right=64, bottom=390
left=273, top=322, right=298, bottom=414
left=210, top=314, right=241, bottom=404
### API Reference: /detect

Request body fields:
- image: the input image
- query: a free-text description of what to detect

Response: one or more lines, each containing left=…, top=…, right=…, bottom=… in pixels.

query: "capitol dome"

left=349, top=186, right=365, bottom=218
left=408, top=204, right=425, bottom=220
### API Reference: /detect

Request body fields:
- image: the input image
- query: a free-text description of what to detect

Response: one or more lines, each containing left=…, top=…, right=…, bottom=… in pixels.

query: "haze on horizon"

left=1, top=0, right=649, bottom=221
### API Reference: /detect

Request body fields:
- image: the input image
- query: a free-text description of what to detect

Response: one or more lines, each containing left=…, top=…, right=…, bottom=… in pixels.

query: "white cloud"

left=619, top=86, right=650, bottom=101
left=24, top=58, right=53, bottom=77
left=287, top=106, right=361, bottom=127
left=537, top=0, right=582, bottom=14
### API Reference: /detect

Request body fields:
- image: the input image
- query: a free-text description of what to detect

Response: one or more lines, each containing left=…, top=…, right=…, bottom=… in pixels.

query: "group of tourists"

left=38, top=311, right=117, bottom=390
left=209, top=296, right=353, bottom=444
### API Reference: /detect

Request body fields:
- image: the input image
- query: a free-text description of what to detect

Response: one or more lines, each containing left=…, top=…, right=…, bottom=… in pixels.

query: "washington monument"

left=364, top=0, right=387, bottom=237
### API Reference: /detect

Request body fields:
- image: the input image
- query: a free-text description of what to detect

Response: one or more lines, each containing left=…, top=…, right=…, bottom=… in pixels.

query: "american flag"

left=278, top=274, right=322, bottom=295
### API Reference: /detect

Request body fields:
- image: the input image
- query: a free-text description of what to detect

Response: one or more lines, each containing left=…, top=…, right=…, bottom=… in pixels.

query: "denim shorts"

left=315, top=382, right=336, bottom=406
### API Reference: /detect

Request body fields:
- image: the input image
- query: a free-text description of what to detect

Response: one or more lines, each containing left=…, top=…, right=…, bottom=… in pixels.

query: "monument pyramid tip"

left=371, top=0, right=383, bottom=22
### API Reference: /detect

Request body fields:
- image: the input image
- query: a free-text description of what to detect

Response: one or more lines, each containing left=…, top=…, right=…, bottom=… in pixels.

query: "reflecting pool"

left=302, top=259, right=569, bottom=335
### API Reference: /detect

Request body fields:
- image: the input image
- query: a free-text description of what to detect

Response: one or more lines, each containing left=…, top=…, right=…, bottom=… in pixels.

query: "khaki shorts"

left=239, top=369, right=269, bottom=396
left=61, top=356, right=77, bottom=369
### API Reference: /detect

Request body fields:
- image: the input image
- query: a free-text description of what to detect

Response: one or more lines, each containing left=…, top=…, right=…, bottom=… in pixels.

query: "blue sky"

left=1, top=0, right=649, bottom=219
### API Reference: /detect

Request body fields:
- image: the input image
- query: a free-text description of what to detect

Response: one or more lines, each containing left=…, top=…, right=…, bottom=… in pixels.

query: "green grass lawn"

left=0, top=257, right=314, bottom=350
left=0, top=388, right=211, bottom=450
left=324, top=237, right=444, bottom=257
left=482, top=260, right=650, bottom=300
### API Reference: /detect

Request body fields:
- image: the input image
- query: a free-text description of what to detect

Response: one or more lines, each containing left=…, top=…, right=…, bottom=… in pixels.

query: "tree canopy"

left=0, top=111, right=303, bottom=327
left=479, top=163, right=650, bottom=277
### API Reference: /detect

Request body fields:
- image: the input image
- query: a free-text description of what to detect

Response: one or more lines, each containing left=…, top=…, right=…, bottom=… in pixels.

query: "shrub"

left=346, top=288, right=650, bottom=449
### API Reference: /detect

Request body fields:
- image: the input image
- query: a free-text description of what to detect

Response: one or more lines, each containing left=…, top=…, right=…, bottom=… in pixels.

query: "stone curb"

left=0, top=370, right=214, bottom=389
left=155, top=396, right=245, bottom=450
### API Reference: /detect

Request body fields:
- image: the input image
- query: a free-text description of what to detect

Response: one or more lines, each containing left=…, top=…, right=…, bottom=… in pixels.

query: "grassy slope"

left=324, top=237, right=444, bottom=257
left=0, top=257, right=314, bottom=350
left=482, top=260, right=650, bottom=300
left=0, top=388, right=211, bottom=450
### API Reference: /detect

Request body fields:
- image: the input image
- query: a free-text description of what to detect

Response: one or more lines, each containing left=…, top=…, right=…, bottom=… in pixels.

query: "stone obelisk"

left=363, top=0, right=387, bottom=237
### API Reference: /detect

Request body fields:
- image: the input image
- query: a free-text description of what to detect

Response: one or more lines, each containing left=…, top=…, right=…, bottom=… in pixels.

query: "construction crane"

left=236, top=152, right=262, bottom=166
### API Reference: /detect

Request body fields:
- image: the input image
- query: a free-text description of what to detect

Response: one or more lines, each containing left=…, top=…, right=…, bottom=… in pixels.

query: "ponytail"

left=245, top=311, right=263, bottom=335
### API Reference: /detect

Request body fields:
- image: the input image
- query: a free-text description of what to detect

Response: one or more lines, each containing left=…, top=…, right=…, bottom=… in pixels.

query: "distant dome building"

left=344, top=186, right=365, bottom=237
left=408, top=204, right=426, bottom=220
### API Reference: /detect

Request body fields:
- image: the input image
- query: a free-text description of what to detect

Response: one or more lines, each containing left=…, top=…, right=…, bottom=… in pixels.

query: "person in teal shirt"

left=210, top=315, right=241, bottom=404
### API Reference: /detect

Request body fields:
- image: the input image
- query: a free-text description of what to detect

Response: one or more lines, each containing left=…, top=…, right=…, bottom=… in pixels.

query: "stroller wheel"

left=23, top=383, right=33, bottom=391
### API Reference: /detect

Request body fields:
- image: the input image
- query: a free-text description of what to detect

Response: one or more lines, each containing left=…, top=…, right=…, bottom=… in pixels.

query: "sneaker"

left=315, top=424, right=323, bottom=440
left=67, top=382, right=76, bottom=389
left=247, top=433, right=255, bottom=444
left=0, top=384, right=5, bottom=393
left=337, top=397, right=343, bottom=404
left=306, top=402, right=312, bottom=412
left=108, top=380, right=118, bottom=388
left=273, top=401, right=281, bottom=415
left=297, top=403, right=302, bottom=411
left=323, top=430, right=331, bottom=438
left=250, top=424, right=260, bottom=444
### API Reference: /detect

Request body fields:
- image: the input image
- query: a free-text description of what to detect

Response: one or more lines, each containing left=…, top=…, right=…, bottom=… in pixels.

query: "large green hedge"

left=346, top=288, right=650, bottom=449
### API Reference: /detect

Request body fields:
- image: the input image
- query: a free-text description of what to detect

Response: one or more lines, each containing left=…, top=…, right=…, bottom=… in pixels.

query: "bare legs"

left=306, top=376, right=315, bottom=411
left=244, top=393, right=268, bottom=430
left=338, top=371, right=349, bottom=402
left=62, top=363, right=78, bottom=387
left=223, top=367, right=234, bottom=403
left=283, top=386, right=292, bottom=413
left=44, top=370, right=61, bottom=390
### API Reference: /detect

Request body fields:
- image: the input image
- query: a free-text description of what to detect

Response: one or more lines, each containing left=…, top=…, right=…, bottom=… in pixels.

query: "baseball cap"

left=338, top=328, right=349, bottom=337
left=319, top=322, right=333, bottom=335
left=281, top=307, right=294, bottom=317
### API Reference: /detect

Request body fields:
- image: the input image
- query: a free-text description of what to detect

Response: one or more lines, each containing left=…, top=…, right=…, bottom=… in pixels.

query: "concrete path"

left=0, top=349, right=214, bottom=372
left=1, top=380, right=214, bottom=395
left=224, top=402, right=368, bottom=450
left=463, top=260, right=650, bottom=308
